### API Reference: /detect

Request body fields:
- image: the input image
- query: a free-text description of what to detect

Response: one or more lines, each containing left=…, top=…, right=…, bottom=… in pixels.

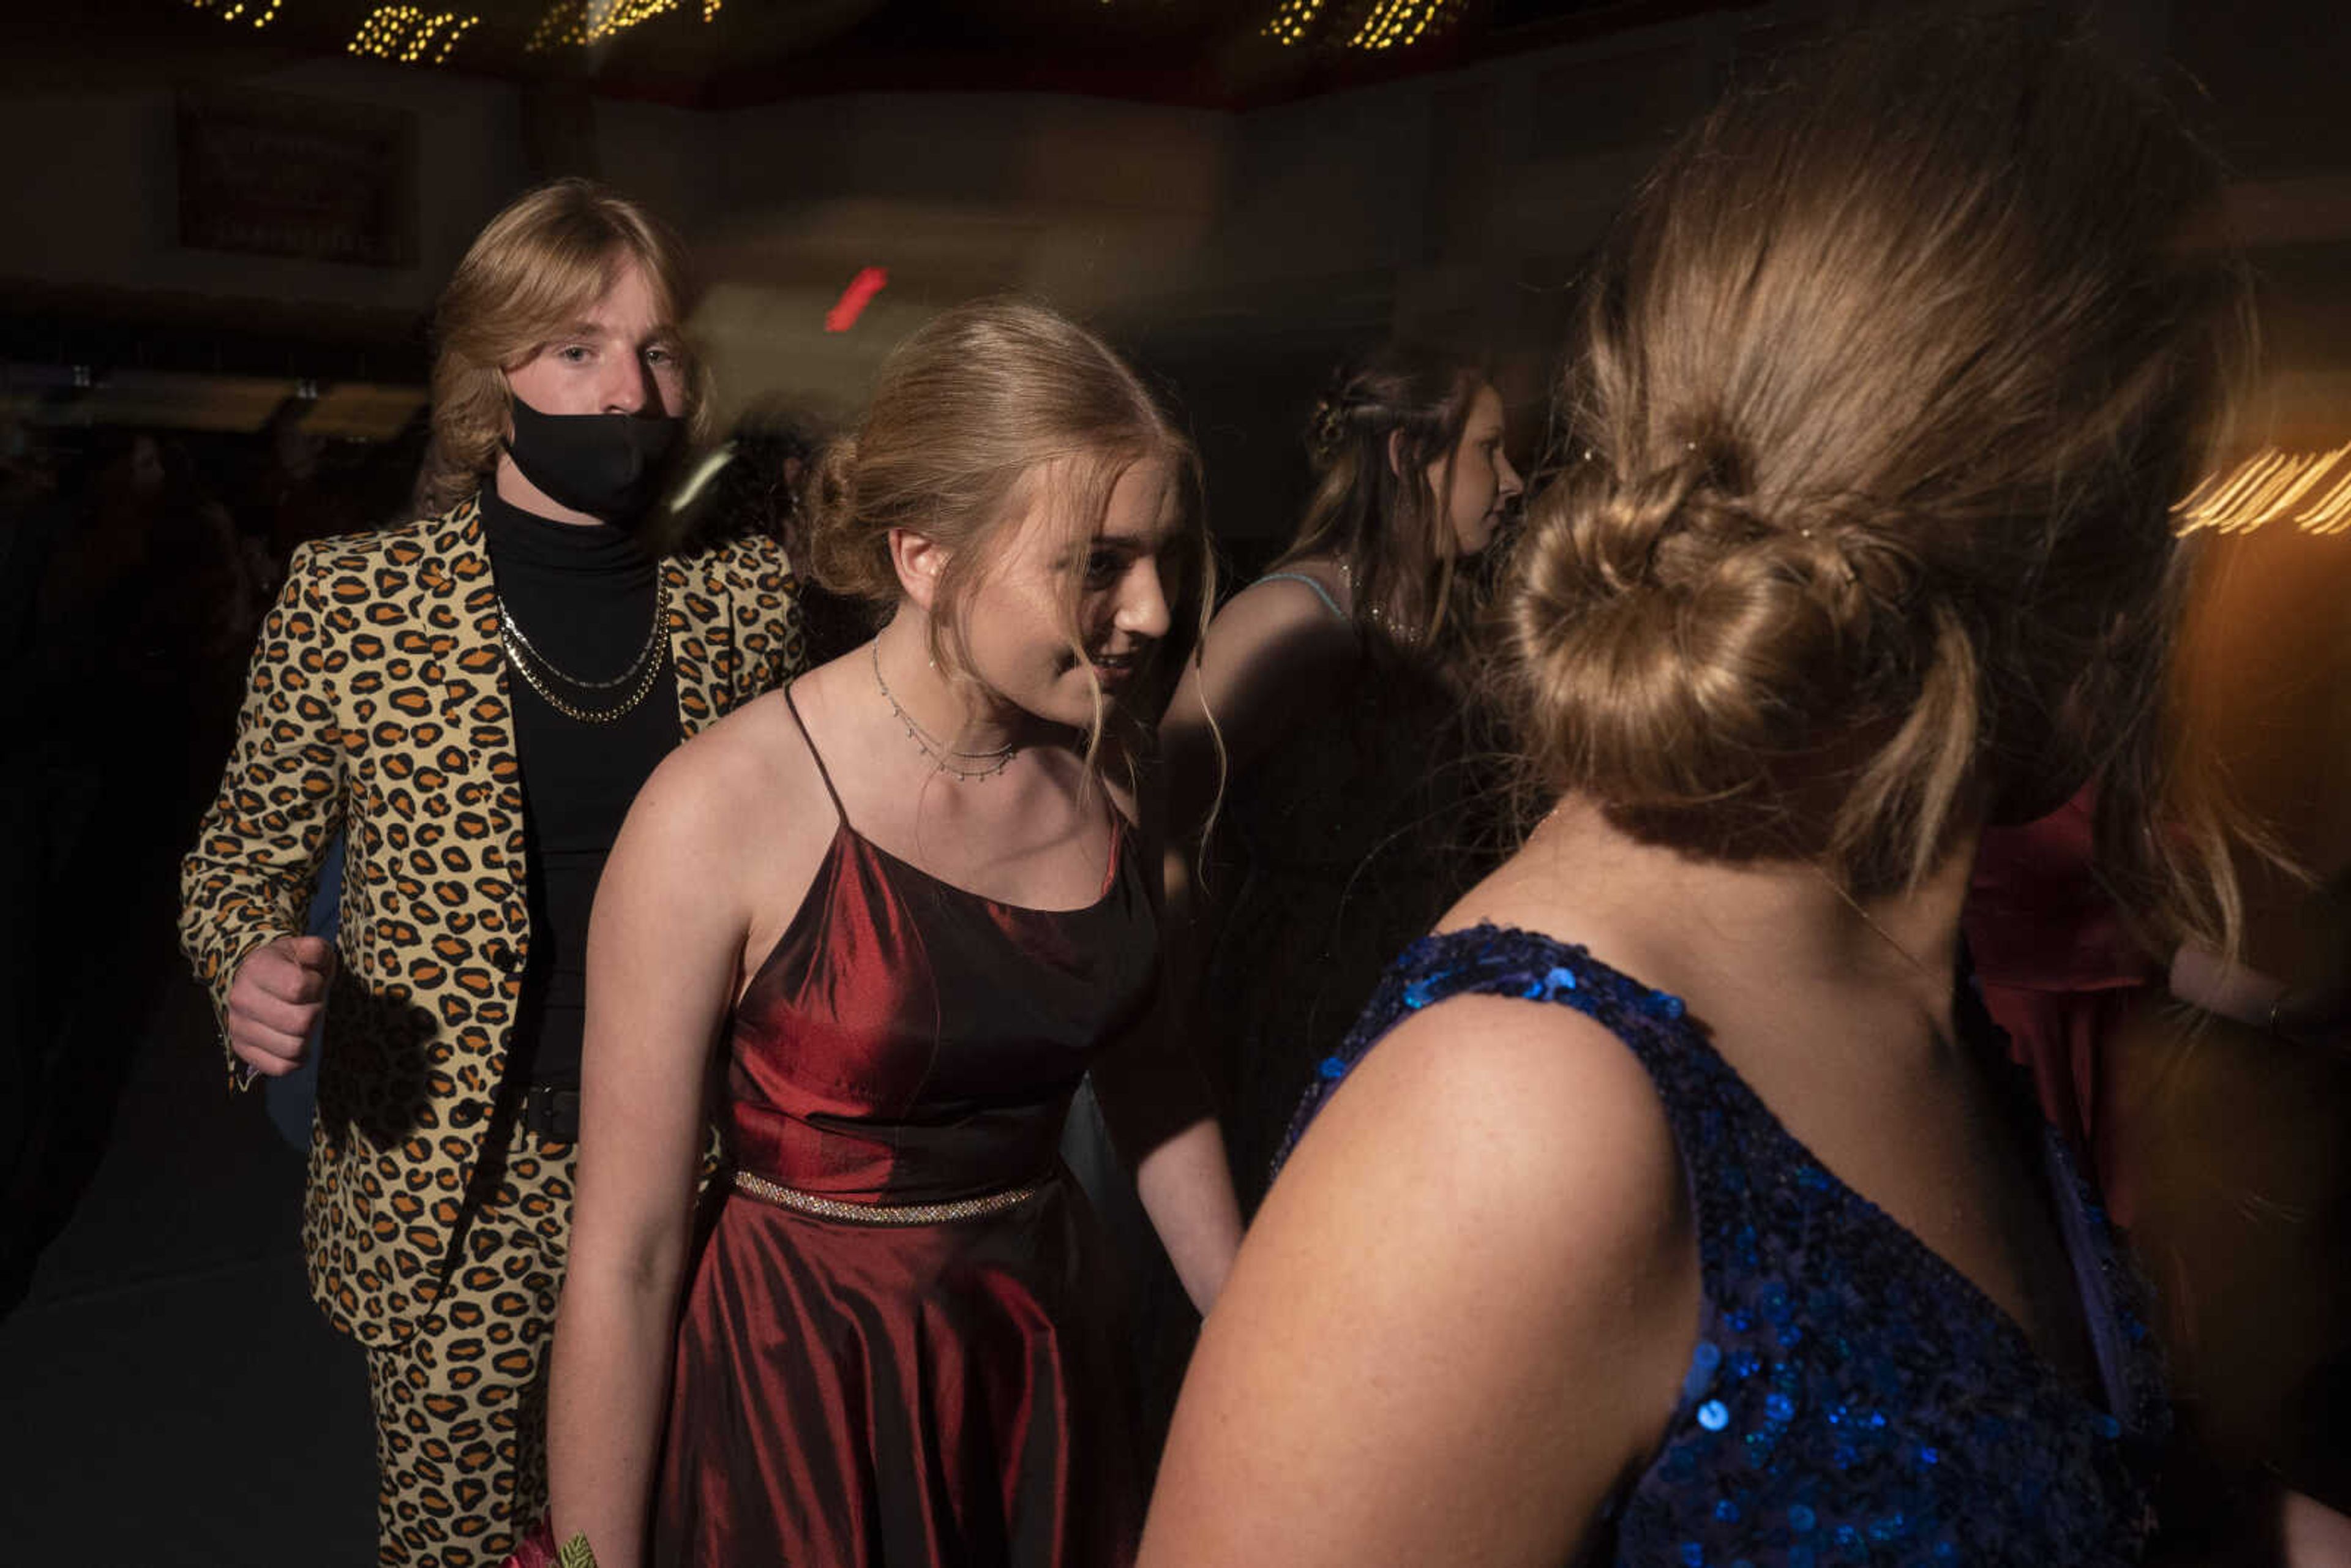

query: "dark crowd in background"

left=0, top=416, right=423, bottom=1308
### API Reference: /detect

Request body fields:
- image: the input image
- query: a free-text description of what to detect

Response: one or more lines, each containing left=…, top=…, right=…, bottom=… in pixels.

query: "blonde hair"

left=802, top=298, right=1213, bottom=757
left=418, top=178, right=710, bottom=516
left=1506, top=17, right=2251, bottom=955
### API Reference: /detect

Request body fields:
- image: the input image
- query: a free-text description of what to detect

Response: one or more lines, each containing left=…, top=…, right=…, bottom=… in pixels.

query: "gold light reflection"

left=348, top=6, right=481, bottom=65
left=186, top=0, right=284, bottom=26
left=1264, top=0, right=1329, bottom=46
left=527, top=0, right=717, bottom=51
left=2175, top=445, right=2351, bottom=536
left=1264, top=0, right=1457, bottom=51
left=1346, top=0, right=1456, bottom=50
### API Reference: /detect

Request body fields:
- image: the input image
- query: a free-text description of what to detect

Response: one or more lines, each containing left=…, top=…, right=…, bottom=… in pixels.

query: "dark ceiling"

left=4, top=0, right=1758, bottom=110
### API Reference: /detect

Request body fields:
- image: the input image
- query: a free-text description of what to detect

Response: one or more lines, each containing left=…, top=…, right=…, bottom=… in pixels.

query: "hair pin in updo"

left=1309, top=400, right=1349, bottom=459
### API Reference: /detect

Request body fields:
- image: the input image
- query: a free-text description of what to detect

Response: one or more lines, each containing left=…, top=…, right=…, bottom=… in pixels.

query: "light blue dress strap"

left=1252, top=570, right=1348, bottom=625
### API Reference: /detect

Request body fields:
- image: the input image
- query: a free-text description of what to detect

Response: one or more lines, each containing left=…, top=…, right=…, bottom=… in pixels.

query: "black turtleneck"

left=480, top=487, right=679, bottom=1092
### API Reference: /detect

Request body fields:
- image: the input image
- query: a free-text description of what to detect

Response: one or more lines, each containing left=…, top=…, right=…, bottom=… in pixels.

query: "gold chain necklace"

left=1813, top=866, right=1944, bottom=989
left=502, top=576, right=669, bottom=689
left=871, top=643, right=1018, bottom=782
left=500, top=577, right=670, bottom=725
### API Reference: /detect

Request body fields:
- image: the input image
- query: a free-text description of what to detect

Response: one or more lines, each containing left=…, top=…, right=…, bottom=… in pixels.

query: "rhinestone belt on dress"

left=730, top=1168, right=1049, bottom=1225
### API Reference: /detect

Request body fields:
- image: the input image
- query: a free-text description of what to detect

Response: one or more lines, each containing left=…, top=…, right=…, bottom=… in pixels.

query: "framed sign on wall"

left=176, top=89, right=419, bottom=268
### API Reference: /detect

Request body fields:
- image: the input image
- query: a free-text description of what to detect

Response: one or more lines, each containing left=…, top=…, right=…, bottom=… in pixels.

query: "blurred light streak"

left=825, top=267, right=890, bottom=334
left=186, top=0, right=284, bottom=26
left=1347, top=0, right=1456, bottom=50
left=668, top=444, right=735, bottom=514
left=1265, top=0, right=1458, bottom=51
left=2175, top=444, right=2351, bottom=536
left=1264, top=0, right=1328, bottom=45
left=348, top=6, right=481, bottom=65
left=528, top=0, right=714, bottom=51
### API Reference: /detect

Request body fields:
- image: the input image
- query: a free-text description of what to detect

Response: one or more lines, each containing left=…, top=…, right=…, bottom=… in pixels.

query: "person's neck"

left=1525, top=796, right=1980, bottom=1024
left=870, top=610, right=1043, bottom=759
left=492, top=454, right=613, bottom=530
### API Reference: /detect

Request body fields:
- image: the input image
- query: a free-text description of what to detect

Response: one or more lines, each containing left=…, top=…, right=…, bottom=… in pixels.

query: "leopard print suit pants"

left=362, top=1126, right=577, bottom=1567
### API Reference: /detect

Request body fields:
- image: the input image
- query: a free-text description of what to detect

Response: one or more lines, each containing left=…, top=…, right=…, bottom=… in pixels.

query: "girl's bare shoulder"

left=621, top=682, right=839, bottom=868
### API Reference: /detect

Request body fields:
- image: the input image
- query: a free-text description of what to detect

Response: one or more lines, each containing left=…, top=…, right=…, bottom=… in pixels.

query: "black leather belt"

left=518, top=1085, right=581, bottom=1142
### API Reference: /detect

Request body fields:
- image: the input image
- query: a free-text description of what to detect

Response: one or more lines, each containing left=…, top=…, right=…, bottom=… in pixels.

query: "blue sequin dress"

left=1276, top=924, right=2169, bottom=1567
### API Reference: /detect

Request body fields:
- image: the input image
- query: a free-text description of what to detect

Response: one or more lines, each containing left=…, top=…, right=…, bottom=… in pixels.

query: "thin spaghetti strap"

left=781, top=681, right=848, bottom=819
left=1254, top=570, right=1347, bottom=625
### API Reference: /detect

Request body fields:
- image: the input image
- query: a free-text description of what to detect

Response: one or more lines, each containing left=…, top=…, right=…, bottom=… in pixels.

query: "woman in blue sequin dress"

left=1140, top=19, right=2248, bottom=1566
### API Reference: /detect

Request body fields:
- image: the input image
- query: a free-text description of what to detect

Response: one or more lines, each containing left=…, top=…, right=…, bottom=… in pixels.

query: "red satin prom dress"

left=1962, top=786, right=2162, bottom=1222
left=652, top=689, right=1160, bottom=1567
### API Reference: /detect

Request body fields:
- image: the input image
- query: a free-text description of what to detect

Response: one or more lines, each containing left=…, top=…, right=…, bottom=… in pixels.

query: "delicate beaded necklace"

left=1337, top=559, right=1423, bottom=646
left=870, top=643, right=1019, bottom=782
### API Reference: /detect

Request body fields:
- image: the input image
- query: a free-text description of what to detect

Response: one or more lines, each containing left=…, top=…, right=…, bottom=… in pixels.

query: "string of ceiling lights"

left=189, top=0, right=1463, bottom=64
left=185, top=0, right=286, bottom=26
left=347, top=7, right=481, bottom=65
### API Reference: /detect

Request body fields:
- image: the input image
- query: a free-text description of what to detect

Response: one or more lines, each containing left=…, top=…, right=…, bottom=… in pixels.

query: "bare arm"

left=1133, top=1117, right=1242, bottom=1312
left=1138, top=995, right=1696, bottom=1568
left=1160, top=577, right=1359, bottom=846
left=1093, top=754, right=1243, bottom=1314
left=2169, top=942, right=2351, bottom=1045
left=2284, top=1490, right=2351, bottom=1566
left=1147, top=579, right=1357, bottom=1250
left=546, top=746, right=757, bottom=1568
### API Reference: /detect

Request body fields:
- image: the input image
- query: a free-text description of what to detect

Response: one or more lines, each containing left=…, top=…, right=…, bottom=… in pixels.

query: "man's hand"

left=226, top=934, right=337, bottom=1078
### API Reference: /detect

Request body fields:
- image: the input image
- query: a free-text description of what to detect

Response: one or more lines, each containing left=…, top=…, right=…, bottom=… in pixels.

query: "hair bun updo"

left=1507, top=441, right=1979, bottom=888
left=801, top=433, right=894, bottom=600
left=1504, top=14, right=2246, bottom=927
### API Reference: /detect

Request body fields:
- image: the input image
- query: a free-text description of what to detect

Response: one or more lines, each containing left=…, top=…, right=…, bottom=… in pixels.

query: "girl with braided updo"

left=1159, top=345, right=1523, bottom=1209
left=546, top=299, right=1240, bottom=1568
left=1144, top=18, right=2256, bottom=1566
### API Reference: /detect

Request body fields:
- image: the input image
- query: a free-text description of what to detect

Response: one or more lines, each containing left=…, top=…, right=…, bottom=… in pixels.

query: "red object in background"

left=824, top=267, right=888, bottom=332
left=1963, top=785, right=2163, bottom=1224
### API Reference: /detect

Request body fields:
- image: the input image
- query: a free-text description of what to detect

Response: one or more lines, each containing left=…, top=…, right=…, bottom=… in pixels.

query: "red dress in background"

left=652, top=692, right=1161, bottom=1567
left=1963, top=787, right=2162, bottom=1221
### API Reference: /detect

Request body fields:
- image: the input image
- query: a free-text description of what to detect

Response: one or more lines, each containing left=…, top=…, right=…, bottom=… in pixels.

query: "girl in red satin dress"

left=542, top=301, right=1243, bottom=1568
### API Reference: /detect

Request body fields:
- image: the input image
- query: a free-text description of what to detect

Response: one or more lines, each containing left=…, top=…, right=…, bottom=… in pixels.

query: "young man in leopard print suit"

left=179, top=181, right=804, bottom=1567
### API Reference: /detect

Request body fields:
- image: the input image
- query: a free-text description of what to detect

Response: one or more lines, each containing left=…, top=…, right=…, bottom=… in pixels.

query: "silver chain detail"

left=500, top=577, right=671, bottom=725
left=870, top=643, right=1018, bottom=782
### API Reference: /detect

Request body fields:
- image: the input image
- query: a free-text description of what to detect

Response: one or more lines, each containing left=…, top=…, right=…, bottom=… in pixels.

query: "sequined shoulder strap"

left=1271, top=923, right=1695, bottom=1177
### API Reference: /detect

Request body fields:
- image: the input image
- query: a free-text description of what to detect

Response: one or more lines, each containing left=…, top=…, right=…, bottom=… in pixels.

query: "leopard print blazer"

left=179, top=493, right=806, bottom=1348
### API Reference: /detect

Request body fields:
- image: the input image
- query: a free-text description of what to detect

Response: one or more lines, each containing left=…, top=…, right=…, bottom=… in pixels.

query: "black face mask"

left=503, top=394, right=682, bottom=523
